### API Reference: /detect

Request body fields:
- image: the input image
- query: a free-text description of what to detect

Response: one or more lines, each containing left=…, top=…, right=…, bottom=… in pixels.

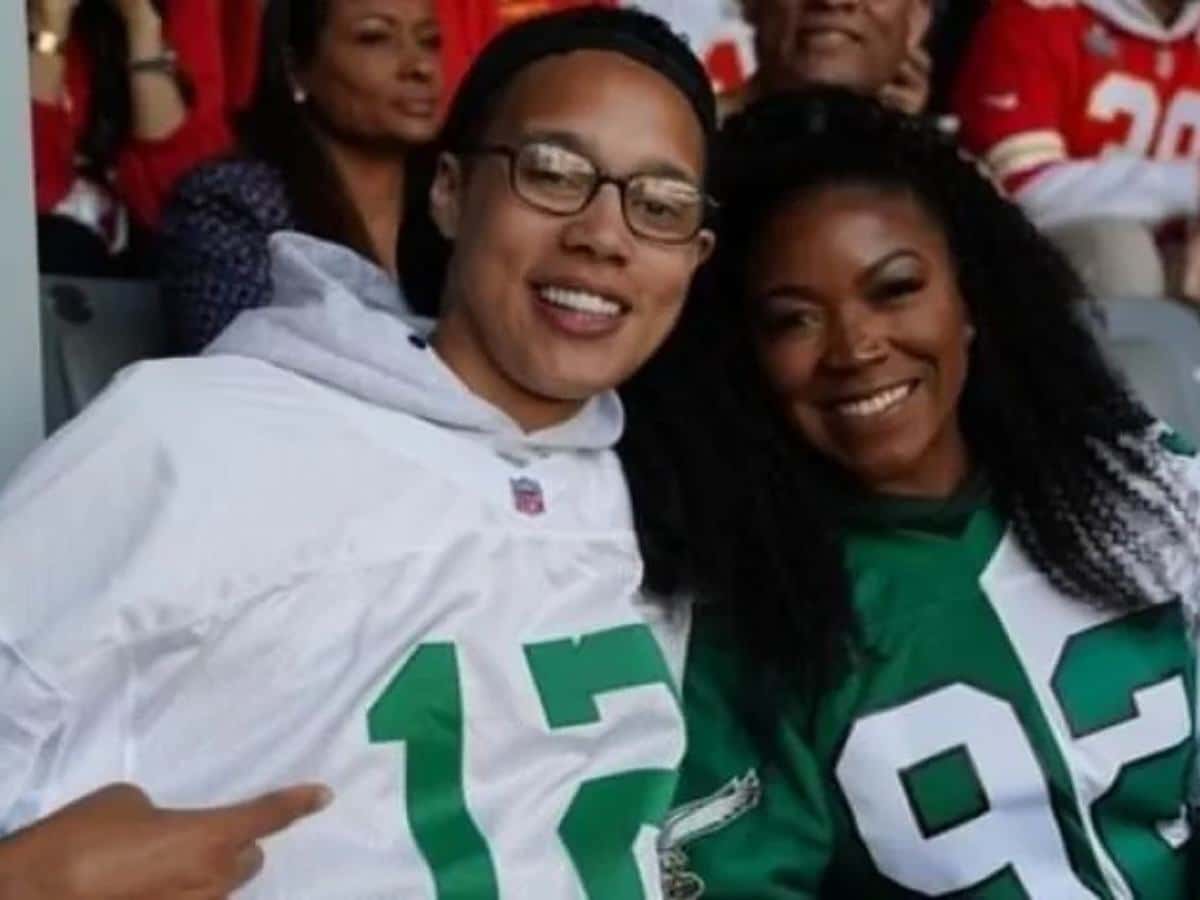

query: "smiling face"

left=297, top=0, right=443, bottom=148
left=750, top=0, right=930, bottom=95
left=749, top=183, right=972, bottom=497
left=430, top=50, right=715, bottom=430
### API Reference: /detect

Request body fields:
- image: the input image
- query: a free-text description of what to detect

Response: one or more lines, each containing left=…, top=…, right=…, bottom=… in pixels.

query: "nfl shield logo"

left=510, top=477, right=546, bottom=516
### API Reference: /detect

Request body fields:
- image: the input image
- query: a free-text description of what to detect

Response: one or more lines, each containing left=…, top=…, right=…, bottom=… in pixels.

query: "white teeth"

left=835, top=383, right=915, bottom=418
left=539, top=286, right=622, bottom=318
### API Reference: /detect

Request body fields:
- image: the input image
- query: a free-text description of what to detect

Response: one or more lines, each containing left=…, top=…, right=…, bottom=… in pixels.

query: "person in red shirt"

left=27, top=0, right=233, bottom=276
left=955, top=0, right=1200, bottom=303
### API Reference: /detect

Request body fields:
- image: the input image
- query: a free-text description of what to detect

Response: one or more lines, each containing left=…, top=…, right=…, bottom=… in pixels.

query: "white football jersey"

left=0, top=234, right=688, bottom=899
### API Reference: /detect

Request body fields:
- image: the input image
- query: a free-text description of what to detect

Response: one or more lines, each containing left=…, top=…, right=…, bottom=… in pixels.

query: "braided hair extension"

left=629, top=87, right=1199, bottom=697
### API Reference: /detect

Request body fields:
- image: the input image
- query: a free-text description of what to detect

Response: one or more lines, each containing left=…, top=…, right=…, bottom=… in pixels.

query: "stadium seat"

left=1088, top=296, right=1200, bottom=444
left=39, top=276, right=168, bottom=432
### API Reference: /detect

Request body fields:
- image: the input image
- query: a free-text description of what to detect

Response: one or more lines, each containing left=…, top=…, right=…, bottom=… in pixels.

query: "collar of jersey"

left=1080, top=0, right=1200, bottom=43
left=834, top=469, right=993, bottom=537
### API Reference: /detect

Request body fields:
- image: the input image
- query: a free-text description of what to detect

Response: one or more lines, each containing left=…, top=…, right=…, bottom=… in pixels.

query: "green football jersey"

left=666, top=440, right=1200, bottom=899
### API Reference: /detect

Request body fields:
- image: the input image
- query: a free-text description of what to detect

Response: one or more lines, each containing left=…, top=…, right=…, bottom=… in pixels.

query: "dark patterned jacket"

left=160, top=156, right=295, bottom=353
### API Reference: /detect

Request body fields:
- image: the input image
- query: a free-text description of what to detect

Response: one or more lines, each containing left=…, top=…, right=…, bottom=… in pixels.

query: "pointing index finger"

left=188, top=784, right=334, bottom=842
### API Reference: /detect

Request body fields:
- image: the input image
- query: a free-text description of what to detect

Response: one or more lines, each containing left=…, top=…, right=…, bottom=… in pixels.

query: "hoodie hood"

left=1081, top=0, right=1200, bottom=41
left=207, top=231, right=624, bottom=457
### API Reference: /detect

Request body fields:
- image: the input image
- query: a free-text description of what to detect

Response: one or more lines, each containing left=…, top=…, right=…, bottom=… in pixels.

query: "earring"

left=292, top=86, right=308, bottom=104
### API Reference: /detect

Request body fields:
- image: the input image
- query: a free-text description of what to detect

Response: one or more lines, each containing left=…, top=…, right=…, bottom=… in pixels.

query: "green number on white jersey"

left=368, top=644, right=501, bottom=898
left=369, top=624, right=678, bottom=899
left=526, top=624, right=679, bottom=899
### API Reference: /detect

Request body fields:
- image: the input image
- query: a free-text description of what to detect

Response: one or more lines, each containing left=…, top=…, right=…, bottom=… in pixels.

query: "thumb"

left=186, top=784, right=334, bottom=842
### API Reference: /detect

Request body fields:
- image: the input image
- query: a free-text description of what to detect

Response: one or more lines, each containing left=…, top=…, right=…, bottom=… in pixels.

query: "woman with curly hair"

left=643, top=88, right=1200, bottom=898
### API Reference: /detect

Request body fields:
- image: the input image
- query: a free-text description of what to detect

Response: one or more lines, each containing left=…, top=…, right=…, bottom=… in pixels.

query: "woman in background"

left=29, top=0, right=233, bottom=276
left=160, top=0, right=442, bottom=353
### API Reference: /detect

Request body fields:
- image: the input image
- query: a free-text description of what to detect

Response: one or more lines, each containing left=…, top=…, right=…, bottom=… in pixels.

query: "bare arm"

left=118, top=0, right=187, bottom=141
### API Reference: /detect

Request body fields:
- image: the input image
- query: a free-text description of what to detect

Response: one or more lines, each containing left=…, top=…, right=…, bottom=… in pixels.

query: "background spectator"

left=955, top=0, right=1200, bottom=304
left=629, top=0, right=757, bottom=103
left=738, top=0, right=933, bottom=114
left=160, top=0, right=443, bottom=354
left=28, top=0, right=232, bottom=277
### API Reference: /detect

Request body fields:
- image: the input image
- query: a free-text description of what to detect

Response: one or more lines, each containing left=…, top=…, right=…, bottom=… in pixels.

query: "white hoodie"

left=0, top=233, right=688, bottom=898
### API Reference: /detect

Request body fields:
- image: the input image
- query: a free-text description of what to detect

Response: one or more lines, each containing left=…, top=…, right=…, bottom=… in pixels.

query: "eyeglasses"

left=466, top=141, right=713, bottom=244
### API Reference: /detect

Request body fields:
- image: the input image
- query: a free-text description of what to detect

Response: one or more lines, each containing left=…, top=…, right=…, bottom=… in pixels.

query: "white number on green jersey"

left=837, top=683, right=1095, bottom=896
left=835, top=610, right=1191, bottom=898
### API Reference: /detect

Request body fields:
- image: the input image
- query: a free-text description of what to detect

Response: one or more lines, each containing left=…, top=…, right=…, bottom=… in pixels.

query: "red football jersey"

left=954, top=0, right=1200, bottom=227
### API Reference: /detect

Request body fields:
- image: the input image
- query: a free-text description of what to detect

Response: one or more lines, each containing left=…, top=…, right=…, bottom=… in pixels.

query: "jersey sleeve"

left=953, top=0, right=1071, bottom=191
left=0, top=373, right=180, bottom=832
left=0, top=643, right=67, bottom=835
left=1009, top=157, right=1200, bottom=229
left=667, top=619, right=834, bottom=899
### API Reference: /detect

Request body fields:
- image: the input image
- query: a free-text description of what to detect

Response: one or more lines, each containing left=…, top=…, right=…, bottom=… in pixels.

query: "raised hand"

left=879, top=45, right=932, bottom=116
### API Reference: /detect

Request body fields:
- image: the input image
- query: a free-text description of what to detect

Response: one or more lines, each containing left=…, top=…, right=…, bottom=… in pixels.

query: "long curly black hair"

left=622, top=87, right=1200, bottom=696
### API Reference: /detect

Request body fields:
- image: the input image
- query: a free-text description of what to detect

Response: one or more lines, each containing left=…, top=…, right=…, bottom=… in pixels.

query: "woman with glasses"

left=0, top=8, right=714, bottom=899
